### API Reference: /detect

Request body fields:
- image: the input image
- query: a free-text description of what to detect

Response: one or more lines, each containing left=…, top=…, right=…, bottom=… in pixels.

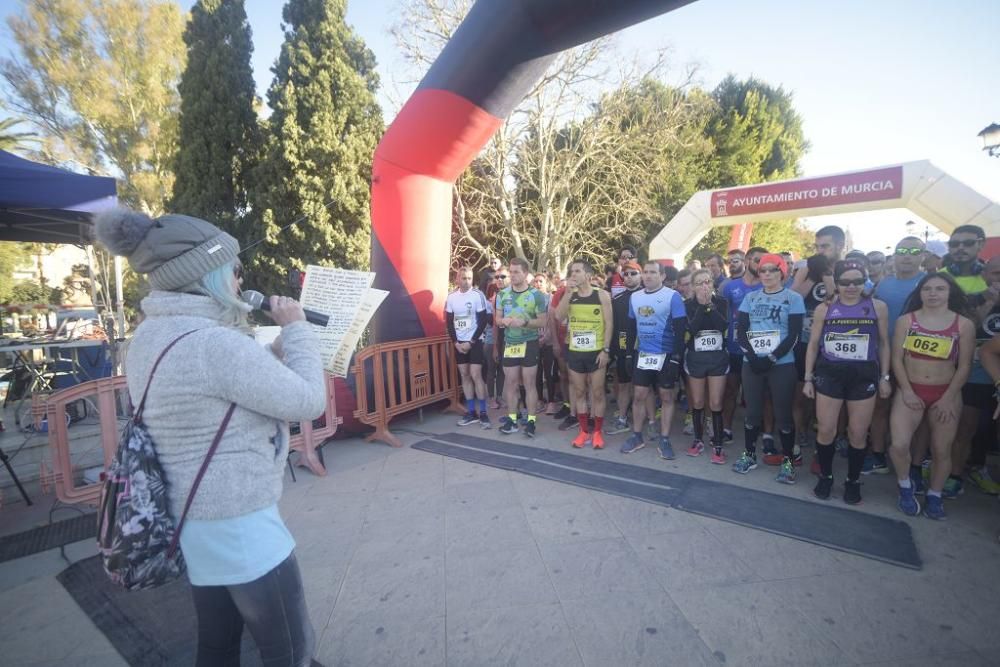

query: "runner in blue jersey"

left=720, top=246, right=765, bottom=443
left=734, top=254, right=806, bottom=485
left=620, top=261, right=687, bottom=461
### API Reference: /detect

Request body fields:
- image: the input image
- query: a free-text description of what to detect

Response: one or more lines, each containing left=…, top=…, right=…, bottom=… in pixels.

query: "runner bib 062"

left=903, top=333, right=953, bottom=360
left=694, top=330, right=723, bottom=352
left=747, top=330, right=780, bottom=356
left=570, top=331, right=598, bottom=352
left=636, top=351, right=666, bottom=371
left=505, top=342, right=526, bottom=359
left=823, top=333, right=869, bottom=361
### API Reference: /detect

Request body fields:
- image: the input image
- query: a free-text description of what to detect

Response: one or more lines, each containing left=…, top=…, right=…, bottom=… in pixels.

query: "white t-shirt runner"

left=445, top=288, right=488, bottom=342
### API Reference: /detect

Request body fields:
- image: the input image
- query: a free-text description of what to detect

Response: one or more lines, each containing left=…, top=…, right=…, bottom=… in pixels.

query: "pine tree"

left=248, top=0, right=383, bottom=293
left=172, top=0, right=261, bottom=246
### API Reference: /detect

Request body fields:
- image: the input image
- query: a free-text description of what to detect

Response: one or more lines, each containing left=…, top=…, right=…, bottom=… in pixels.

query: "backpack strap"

left=167, top=401, right=237, bottom=557
left=134, top=330, right=201, bottom=424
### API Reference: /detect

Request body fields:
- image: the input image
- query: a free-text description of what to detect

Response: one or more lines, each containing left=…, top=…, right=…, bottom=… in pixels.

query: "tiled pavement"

left=1, top=408, right=999, bottom=666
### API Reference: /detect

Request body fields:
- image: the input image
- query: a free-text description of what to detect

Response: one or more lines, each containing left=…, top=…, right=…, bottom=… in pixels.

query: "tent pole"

left=84, top=245, right=100, bottom=311
left=114, top=255, right=125, bottom=338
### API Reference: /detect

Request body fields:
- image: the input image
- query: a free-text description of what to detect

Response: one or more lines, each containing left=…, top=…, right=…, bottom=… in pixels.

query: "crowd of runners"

left=444, top=224, right=1000, bottom=523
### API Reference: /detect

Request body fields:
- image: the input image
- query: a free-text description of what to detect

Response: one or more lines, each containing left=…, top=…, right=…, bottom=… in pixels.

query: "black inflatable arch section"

left=370, top=0, right=695, bottom=341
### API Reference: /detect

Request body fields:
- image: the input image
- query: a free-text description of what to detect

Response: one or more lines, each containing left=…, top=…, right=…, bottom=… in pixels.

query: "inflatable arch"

left=649, top=160, right=1000, bottom=264
left=369, top=0, right=696, bottom=342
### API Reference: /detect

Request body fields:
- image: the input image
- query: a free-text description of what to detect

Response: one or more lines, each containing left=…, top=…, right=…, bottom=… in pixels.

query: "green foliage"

left=8, top=280, right=58, bottom=304
left=0, top=242, right=33, bottom=302
left=687, top=75, right=812, bottom=261
left=1, top=0, right=187, bottom=213
left=172, top=0, right=262, bottom=247
left=247, top=0, right=383, bottom=294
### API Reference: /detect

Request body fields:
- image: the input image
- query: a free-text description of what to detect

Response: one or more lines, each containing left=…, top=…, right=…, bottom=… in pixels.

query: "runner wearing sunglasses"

left=803, top=261, right=891, bottom=504
left=607, top=260, right=645, bottom=434
left=733, top=253, right=805, bottom=483
left=720, top=247, right=766, bottom=443
left=866, top=236, right=927, bottom=475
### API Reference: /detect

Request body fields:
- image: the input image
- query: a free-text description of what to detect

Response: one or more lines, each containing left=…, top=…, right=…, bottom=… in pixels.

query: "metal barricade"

left=352, top=334, right=464, bottom=447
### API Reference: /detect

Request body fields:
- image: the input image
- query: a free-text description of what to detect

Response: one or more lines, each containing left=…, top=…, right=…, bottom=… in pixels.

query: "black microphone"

left=241, top=290, right=330, bottom=327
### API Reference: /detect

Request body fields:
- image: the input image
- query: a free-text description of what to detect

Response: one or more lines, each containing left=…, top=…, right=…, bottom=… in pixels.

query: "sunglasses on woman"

left=837, top=278, right=865, bottom=287
left=496, top=274, right=508, bottom=280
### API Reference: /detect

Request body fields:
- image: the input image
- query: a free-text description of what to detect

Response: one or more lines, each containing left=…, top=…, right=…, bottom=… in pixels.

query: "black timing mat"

left=57, top=555, right=259, bottom=666
left=0, top=512, right=96, bottom=563
left=413, top=432, right=922, bottom=570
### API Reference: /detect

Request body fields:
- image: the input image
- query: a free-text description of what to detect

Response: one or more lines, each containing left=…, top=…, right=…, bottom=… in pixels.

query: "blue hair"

left=188, top=260, right=251, bottom=327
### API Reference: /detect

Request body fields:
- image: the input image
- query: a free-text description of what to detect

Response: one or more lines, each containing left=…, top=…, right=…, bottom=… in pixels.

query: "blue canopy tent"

left=0, top=150, right=116, bottom=244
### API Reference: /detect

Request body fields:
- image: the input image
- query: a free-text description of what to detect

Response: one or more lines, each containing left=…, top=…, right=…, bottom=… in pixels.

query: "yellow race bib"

left=618, top=331, right=628, bottom=351
left=903, top=333, right=953, bottom=360
left=505, top=341, right=526, bottom=359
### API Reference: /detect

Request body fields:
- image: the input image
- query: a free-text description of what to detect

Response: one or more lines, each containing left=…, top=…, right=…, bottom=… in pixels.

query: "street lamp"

left=978, top=123, right=1000, bottom=157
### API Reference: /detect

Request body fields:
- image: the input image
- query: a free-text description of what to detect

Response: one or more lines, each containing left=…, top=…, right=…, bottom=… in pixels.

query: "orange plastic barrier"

left=352, top=334, right=464, bottom=447
left=44, top=373, right=342, bottom=506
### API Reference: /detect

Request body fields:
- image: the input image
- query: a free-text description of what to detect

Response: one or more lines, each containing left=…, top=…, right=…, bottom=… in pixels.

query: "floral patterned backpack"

left=97, top=330, right=235, bottom=591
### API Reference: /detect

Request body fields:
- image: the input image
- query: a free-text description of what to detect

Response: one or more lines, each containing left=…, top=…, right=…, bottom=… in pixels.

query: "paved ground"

left=1, top=406, right=999, bottom=666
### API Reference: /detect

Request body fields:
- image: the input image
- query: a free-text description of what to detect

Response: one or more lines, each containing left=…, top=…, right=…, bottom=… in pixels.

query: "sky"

left=4, top=0, right=999, bottom=254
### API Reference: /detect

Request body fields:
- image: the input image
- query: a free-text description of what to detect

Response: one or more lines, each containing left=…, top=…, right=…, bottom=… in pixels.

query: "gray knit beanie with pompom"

left=93, top=207, right=240, bottom=291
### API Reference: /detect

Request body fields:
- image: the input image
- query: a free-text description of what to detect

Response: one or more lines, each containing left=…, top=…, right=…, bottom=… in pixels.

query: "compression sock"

left=593, top=416, right=604, bottom=432
left=779, top=429, right=795, bottom=459
left=692, top=408, right=704, bottom=441
left=816, top=440, right=835, bottom=478
left=478, top=399, right=487, bottom=413
left=711, top=411, right=723, bottom=447
left=744, top=424, right=759, bottom=456
left=577, top=413, right=589, bottom=433
left=466, top=399, right=476, bottom=414
left=847, top=447, right=866, bottom=483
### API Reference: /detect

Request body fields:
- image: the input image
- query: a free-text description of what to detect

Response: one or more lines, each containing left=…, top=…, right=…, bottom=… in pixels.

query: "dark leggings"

left=535, top=344, right=558, bottom=403
left=190, top=552, right=315, bottom=667
left=742, top=362, right=797, bottom=455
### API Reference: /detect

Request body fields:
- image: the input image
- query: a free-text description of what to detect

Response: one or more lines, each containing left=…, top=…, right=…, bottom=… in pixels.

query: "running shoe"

left=776, top=459, right=796, bottom=485
left=792, top=449, right=804, bottom=467
left=479, top=412, right=492, bottom=430
left=621, top=434, right=645, bottom=454
left=969, top=467, right=1000, bottom=495
left=498, top=416, right=519, bottom=435
left=457, top=412, right=479, bottom=427
left=843, top=480, right=862, bottom=505
left=686, top=440, right=705, bottom=457
left=814, top=476, right=833, bottom=500
left=518, top=411, right=528, bottom=425
left=605, top=416, right=630, bottom=435
left=572, top=430, right=590, bottom=448
left=722, top=428, right=734, bottom=443
left=682, top=413, right=694, bottom=436
left=942, top=477, right=964, bottom=499
left=523, top=421, right=536, bottom=438
left=558, top=415, right=578, bottom=431
left=762, top=437, right=780, bottom=464
left=923, top=494, right=947, bottom=520
left=733, top=452, right=757, bottom=474
left=658, top=437, right=676, bottom=460
left=909, top=467, right=926, bottom=496
left=861, top=453, right=889, bottom=475
left=545, top=402, right=559, bottom=415
left=710, top=448, right=726, bottom=465
left=553, top=404, right=571, bottom=420
left=592, top=431, right=605, bottom=449
left=897, top=485, right=920, bottom=516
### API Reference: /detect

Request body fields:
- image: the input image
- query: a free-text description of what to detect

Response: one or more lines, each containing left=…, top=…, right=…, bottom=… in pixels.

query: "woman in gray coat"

left=96, top=207, right=327, bottom=667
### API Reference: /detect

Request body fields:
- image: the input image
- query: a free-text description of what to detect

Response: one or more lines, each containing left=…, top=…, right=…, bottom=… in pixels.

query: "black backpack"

left=97, top=330, right=235, bottom=591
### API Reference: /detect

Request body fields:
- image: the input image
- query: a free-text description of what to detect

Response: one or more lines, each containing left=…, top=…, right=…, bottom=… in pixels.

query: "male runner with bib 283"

left=496, top=257, right=549, bottom=437
left=620, top=261, right=688, bottom=460
left=446, top=266, right=491, bottom=429
left=553, top=259, right=613, bottom=449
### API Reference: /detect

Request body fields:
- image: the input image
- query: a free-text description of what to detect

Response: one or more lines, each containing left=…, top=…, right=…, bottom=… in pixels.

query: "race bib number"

left=903, top=333, right=953, bottom=360
left=747, top=330, right=780, bottom=356
left=823, top=333, right=869, bottom=361
left=636, top=352, right=666, bottom=371
left=454, top=316, right=472, bottom=332
left=618, top=331, right=628, bottom=351
left=694, top=330, right=723, bottom=352
left=571, top=331, right=598, bottom=352
left=505, top=342, right=526, bottom=359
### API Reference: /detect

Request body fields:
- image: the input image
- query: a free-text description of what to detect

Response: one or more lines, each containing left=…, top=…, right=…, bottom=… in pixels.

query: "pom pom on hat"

left=93, top=207, right=156, bottom=256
